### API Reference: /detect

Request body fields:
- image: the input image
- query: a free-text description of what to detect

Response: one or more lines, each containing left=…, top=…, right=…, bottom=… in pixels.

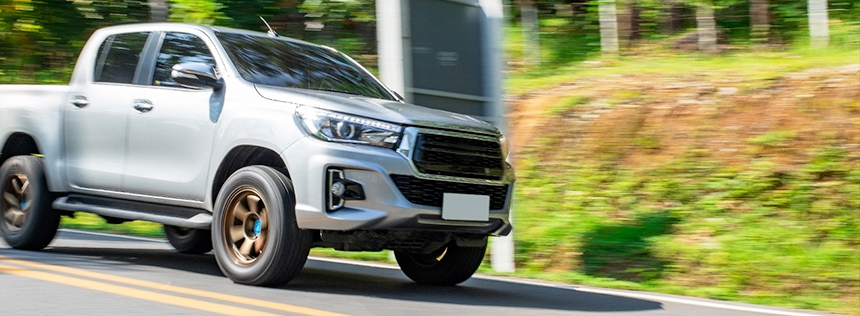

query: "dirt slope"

left=507, top=64, right=860, bottom=170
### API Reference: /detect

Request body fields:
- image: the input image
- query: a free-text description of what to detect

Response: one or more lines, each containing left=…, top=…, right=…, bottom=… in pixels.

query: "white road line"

left=67, top=230, right=836, bottom=316
left=307, top=256, right=400, bottom=270
left=570, top=287, right=832, bottom=316
left=58, top=228, right=168, bottom=243
left=469, top=275, right=832, bottom=316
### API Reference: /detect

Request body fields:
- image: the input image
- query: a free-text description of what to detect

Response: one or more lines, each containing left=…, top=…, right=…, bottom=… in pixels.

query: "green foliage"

left=168, top=0, right=231, bottom=25
left=61, top=212, right=164, bottom=237
left=0, top=0, right=149, bottom=83
left=515, top=139, right=860, bottom=313
left=581, top=211, right=680, bottom=282
left=747, top=130, right=795, bottom=148
left=299, top=0, right=375, bottom=23
left=309, top=248, right=393, bottom=262
left=548, top=95, right=589, bottom=115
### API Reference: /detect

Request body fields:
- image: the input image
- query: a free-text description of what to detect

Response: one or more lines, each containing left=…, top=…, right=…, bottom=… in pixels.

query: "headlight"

left=499, top=134, right=510, bottom=160
left=296, top=107, right=402, bottom=148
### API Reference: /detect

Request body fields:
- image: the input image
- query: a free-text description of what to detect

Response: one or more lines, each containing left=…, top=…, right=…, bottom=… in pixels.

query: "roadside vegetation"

left=502, top=14, right=859, bottom=315
left=4, top=1, right=857, bottom=315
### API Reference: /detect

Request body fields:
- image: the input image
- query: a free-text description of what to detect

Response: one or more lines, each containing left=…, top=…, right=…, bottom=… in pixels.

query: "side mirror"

left=171, top=62, right=223, bottom=90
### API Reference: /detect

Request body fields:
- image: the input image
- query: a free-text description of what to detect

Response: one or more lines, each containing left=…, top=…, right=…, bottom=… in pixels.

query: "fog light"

left=330, top=182, right=347, bottom=197
left=327, top=169, right=366, bottom=211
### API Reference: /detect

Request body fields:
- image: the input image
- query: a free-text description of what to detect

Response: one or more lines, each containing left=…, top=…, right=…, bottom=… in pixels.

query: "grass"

left=505, top=46, right=860, bottom=96
left=61, top=212, right=164, bottom=237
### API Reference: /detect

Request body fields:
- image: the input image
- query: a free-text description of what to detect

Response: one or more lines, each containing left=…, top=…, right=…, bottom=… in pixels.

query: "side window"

left=152, top=32, right=216, bottom=88
left=93, top=32, right=149, bottom=84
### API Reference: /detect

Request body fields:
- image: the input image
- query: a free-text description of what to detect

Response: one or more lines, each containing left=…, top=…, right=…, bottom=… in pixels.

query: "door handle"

left=133, top=99, right=154, bottom=113
left=71, top=95, right=88, bottom=108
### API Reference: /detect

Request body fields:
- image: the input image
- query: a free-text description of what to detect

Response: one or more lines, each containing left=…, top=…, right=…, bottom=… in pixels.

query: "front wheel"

left=0, top=156, right=60, bottom=250
left=211, top=166, right=311, bottom=287
left=394, top=241, right=487, bottom=285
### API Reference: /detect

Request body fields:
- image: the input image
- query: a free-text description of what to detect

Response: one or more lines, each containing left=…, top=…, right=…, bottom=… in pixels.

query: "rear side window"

left=93, top=32, right=149, bottom=84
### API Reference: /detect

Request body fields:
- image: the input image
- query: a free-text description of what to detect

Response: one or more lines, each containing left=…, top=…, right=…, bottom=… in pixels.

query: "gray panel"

left=413, top=93, right=484, bottom=116
left=409, top=0, right=486, bottom=100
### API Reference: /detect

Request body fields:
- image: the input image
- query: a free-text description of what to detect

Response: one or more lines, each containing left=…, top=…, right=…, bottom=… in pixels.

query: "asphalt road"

left=0, top=230, right=840, bottom=316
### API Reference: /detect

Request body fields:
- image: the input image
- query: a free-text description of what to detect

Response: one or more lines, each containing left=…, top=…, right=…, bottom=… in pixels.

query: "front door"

left=121, top=32, right=219, bottom=201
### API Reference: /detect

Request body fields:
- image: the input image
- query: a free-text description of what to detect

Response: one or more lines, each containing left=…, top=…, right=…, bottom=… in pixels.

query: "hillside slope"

left=508, top=63, right=859, bottom=314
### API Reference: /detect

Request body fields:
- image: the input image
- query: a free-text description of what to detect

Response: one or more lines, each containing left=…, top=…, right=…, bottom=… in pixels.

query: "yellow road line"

left=0, top=256, right=351, bottom=316
left=0, top=263, right=282, bottom=316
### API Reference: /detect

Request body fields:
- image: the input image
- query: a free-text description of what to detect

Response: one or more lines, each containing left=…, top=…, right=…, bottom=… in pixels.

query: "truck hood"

left=255, top=85, right=500, bottom=136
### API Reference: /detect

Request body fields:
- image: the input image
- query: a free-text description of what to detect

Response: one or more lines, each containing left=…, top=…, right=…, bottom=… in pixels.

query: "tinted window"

left=217, top=32, right=394, bottom=101
left=153, top=32, right=216, bottom=88
left=94, top=32, right=149, bottom=84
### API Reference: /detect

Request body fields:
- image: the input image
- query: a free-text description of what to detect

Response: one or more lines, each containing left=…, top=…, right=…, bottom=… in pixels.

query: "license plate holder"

left=442, top=193, right=490, bottom=221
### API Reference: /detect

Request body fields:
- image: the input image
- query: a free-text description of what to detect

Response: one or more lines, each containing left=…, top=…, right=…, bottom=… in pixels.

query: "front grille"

left=413, top=133, right=504, bottom=180
left=391, top=175, right=509, bottom=210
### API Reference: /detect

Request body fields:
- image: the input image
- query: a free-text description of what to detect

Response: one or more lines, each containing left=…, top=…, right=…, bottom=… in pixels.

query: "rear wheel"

left=0, top=156, right=60, bottom=250
left=212, top=166, right=311, bottom=286
left=394, top=240, right=487, bottom=285
left=164, top=225, right=212, bottom=254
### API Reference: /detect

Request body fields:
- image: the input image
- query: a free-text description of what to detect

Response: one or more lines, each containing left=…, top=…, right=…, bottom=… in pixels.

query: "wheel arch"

left=211, top=145, right=289, bottom=206
left=0, top=132, right=42, bottom=167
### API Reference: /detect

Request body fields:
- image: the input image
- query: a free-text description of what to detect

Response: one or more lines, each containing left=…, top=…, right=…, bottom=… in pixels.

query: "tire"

left=164, top=225, right=212, bottom=254
left=394, top=240, right=487, bottom=286
left=0, top=156, right=60, bottom=250
left=211, top=166, right=311, bottom=286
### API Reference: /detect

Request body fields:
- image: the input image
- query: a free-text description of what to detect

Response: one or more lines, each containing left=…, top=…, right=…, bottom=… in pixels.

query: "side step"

left=53, top=194, right=212, bottom=229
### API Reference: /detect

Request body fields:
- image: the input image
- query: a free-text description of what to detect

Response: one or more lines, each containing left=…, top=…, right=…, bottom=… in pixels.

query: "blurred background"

left=1, top=0, right=858, bottom=315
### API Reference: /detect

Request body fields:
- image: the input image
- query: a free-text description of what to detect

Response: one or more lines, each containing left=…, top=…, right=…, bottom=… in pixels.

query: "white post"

left=148, top=0, right=168, bottom=22
left=696, top=3, right=717, bottom=53
left=481, top=0, right=515, bottom=273
left=520, top=3, right=541, bottom=66
left=377, top=0, right=515, bottom=272
left=377, top=0, right=409, bottom=99
left=808, top=0, right=829, bottom=47
left=598, top=0, right=619, bottom=53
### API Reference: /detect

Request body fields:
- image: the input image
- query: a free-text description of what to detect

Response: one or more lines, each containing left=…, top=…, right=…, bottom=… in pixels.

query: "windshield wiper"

left=307, top=87, right=362, bottom=96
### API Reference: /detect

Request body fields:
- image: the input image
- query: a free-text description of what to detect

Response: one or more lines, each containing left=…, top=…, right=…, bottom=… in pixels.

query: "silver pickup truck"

left=0, top=23, right=514, bottom=286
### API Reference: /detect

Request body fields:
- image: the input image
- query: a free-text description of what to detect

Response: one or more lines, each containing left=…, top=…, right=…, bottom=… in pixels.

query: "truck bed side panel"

left=0, top=85, right=70, bottom=192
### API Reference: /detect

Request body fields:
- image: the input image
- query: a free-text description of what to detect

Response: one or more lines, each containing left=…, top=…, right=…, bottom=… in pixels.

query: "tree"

left=0, top=0, right=149, bottom=83
left=661, top=0, right=684, bottom=35
left=750, top=0, right=769, bottom=44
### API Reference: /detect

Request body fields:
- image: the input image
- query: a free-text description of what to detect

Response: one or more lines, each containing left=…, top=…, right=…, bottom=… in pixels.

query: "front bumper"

left=282, top=135, right=514, bottom=236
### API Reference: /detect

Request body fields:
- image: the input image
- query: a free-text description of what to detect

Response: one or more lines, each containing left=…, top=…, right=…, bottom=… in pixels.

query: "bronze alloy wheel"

left=212, top=165, right=311, bottom=286
left=0, top=156, right=60, bottom=250
left=222, top=187, right=270, bottom=265
left=2, top=173, right=30, bottom=233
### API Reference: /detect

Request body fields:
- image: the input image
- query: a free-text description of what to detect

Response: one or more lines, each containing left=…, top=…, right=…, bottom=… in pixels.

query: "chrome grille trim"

left=396, top=127, right=507, bottom=185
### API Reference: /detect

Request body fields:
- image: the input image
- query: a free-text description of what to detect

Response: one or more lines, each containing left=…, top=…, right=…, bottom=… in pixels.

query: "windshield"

left=216, top=32, right=395, bottom=101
